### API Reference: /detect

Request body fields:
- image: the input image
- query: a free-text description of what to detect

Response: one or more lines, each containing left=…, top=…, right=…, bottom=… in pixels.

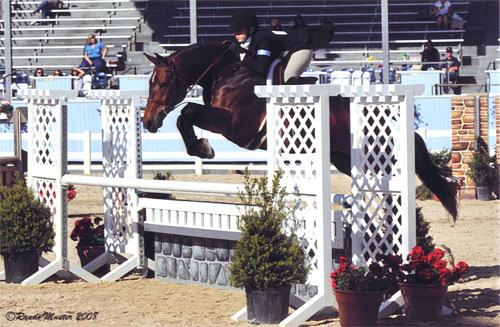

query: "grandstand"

left=0, top=0, right=498, bottom=92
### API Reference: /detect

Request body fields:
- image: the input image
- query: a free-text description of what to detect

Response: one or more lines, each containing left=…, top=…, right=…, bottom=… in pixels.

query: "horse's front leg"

left=177, top=102, right=216, bottom=159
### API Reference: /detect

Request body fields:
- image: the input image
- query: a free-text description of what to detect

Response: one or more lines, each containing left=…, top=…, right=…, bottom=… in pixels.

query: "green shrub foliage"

left=229, top=170, right=309, bottom=290
left=416, top=206, right=435, bottom=253
left=467, top=152, right=494, bottom=186
left=0, top=178, right=55, bottom=257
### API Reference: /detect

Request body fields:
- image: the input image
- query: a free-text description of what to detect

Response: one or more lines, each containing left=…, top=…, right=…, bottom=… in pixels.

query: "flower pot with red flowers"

left=330, top=256, right=395, bottom=327
left=396, top=246, right=469, bottom=321
left=70, top=216, right=109, bottom=276
left=0, top=178, right=55, bottom=283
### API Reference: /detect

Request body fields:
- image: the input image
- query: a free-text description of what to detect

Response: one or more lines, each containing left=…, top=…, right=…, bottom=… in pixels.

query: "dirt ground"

left=0, top=173, right=499, bottom=326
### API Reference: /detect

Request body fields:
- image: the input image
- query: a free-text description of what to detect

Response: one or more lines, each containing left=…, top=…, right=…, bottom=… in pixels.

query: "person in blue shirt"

left=79, top=34, right=108, bottom=73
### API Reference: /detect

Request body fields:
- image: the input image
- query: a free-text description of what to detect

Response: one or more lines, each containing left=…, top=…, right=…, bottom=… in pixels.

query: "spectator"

left=441, top=46, right=459, bottom=85
left=70, top=67, right=85, bottom=95
left=33, top=68, right=45, bottom=77
left=290, top=14, right=308, bottom=30
left=79, top=34, right=108, bottom=73
left=30, top=0, right=57, bottom=24
left=430, top=0, right=452, bottom=28
left=50, top=69, right=63, bottom=76
left=270, top=18, right=283, bottom=31
left=421, top=39, right=440, bottom=71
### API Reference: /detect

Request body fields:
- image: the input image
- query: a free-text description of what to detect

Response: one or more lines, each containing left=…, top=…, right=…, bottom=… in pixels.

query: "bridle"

left=148, top=49, right=229, bottom=116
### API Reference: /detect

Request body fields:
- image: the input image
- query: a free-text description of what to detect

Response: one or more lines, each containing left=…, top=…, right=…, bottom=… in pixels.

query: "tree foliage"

left=0, top=177, right=55, bottom=257
left=229, top=170, right=309, bottom=290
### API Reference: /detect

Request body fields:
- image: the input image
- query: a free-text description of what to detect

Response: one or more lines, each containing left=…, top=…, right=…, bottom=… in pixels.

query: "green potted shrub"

left=467, top=152, right=494, bottom=200
left=0, top=177, right=55, bottom=283
left=229, top=170, right=309, bottom=324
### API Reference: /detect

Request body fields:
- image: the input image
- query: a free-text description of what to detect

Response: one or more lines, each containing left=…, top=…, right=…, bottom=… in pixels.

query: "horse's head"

left=143, top=53, right=189, bottom=132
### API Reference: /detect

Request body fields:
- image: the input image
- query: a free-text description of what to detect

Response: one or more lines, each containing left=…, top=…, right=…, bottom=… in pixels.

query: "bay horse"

left=143, top=42, right=458, bottom=221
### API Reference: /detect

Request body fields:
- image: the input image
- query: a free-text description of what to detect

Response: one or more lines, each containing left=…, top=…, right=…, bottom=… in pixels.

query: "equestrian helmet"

left=231, top=11, right=259, bottom=33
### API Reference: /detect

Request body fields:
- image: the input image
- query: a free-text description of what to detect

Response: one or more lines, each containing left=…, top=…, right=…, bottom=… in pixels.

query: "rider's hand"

left=228, top=42, right=245, bottom=54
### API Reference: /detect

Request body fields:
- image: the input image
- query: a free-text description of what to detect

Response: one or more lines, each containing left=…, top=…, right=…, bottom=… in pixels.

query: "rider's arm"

left=242, top=37, right=273, bottom=77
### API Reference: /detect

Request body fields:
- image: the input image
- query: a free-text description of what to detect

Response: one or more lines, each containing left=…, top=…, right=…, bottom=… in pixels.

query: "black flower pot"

left=3, top=249, right=39, bottom=283
left=476, top=185, right=492, bottom=201
left=245, top=285, right=291, bottom=324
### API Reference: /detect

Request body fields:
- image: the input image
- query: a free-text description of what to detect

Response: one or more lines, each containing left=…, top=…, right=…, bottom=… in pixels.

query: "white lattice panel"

left=101, top=98, right=142, bottom=253
left=267, top=96, right=331, bottom=296
left=350, top=97, right=415, bottom=266
left=27, top=97, right=68, bottom=262
left=28, top=99, right=64, bottom=177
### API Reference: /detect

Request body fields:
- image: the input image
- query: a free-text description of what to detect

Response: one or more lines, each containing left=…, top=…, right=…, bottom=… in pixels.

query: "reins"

left=152, top=48, right=230, bottom=115
left=184, top=49, right=229, bottom=95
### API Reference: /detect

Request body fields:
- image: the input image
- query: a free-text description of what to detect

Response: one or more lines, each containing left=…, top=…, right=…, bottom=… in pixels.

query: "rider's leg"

left=283, top=49, right=313, bottom=83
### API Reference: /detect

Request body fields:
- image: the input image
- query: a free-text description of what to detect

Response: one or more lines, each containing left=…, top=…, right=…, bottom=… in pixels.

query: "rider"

left=228, top=11, right=334, bottom=85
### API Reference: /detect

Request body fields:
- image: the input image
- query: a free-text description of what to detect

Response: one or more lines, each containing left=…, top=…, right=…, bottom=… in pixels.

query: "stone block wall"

left=155, top=234, right=234, bottom=287
left=154, top=233, right=318, bottom=299
left=450, top=95, right=490, bottom=199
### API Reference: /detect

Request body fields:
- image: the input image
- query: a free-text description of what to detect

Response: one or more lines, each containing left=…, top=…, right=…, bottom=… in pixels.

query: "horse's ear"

left=144, top=53, right=159, bottom=65
left=154, top=53, right=169, bottom=65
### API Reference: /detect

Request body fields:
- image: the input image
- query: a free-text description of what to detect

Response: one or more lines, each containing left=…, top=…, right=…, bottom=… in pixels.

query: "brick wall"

left=496, top=97, right=500, bottom=198
left=450, top=95, right=490, bottom=199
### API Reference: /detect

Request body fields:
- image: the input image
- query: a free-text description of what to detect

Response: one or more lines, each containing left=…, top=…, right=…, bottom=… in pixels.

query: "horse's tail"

left=414, top=133, right=459, bottom=222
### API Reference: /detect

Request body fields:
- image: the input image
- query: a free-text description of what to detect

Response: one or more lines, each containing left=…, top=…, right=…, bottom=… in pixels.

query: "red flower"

left=433, top=259, right=447, bottom=271
left=69, top=216, right=105, bottom=247
left=67, top=189, right=77, bottom=201
left=409, top=246, right=425, bottom=261
left=339, top=256, right=348, bottom=272
left=455, top=261, right=469, bottom=274
left=427, top=248, right=445, bottom=263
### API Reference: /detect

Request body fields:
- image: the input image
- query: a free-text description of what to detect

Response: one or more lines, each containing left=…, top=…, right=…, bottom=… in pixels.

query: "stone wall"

left=154, top=233, right=318, bottom=299
left=155, top=234, right=234, bottom=287
left=450, top=95, right=490, bottom=199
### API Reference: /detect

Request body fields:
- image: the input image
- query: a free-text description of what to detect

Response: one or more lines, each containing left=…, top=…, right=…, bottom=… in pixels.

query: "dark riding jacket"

left=233, top=24, right=334, bottom=77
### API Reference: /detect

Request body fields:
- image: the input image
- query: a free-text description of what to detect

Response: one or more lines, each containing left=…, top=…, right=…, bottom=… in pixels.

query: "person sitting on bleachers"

left=30, top=0, right=58, bottom=24
left=227, top=11, right=334, bottom=85
left=421, top=39, right=440, bottom=71
left=33, top=68, right=45, bottom=77
left=50, top=69, right=63, bottom=77
left=70, top=67, right=85, bottom=95
left=431, top=0, right=452, bottom=29
left=270, top=18, right=283, bottom=32
left=441, top=47, right=459, bottom=84
left=79, top=34, right=108, bottom=73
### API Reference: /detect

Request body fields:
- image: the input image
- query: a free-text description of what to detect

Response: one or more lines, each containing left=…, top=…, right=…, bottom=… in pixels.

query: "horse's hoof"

left=188, top=138, right=215, bottom=159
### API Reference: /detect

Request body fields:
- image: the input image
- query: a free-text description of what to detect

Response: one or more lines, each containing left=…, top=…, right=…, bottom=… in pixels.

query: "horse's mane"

left=172, top=42, right=227, bottom=57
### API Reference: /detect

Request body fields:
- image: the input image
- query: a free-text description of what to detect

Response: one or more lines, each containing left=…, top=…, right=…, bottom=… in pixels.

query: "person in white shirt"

left=431, top=0, right=452, bottom=28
